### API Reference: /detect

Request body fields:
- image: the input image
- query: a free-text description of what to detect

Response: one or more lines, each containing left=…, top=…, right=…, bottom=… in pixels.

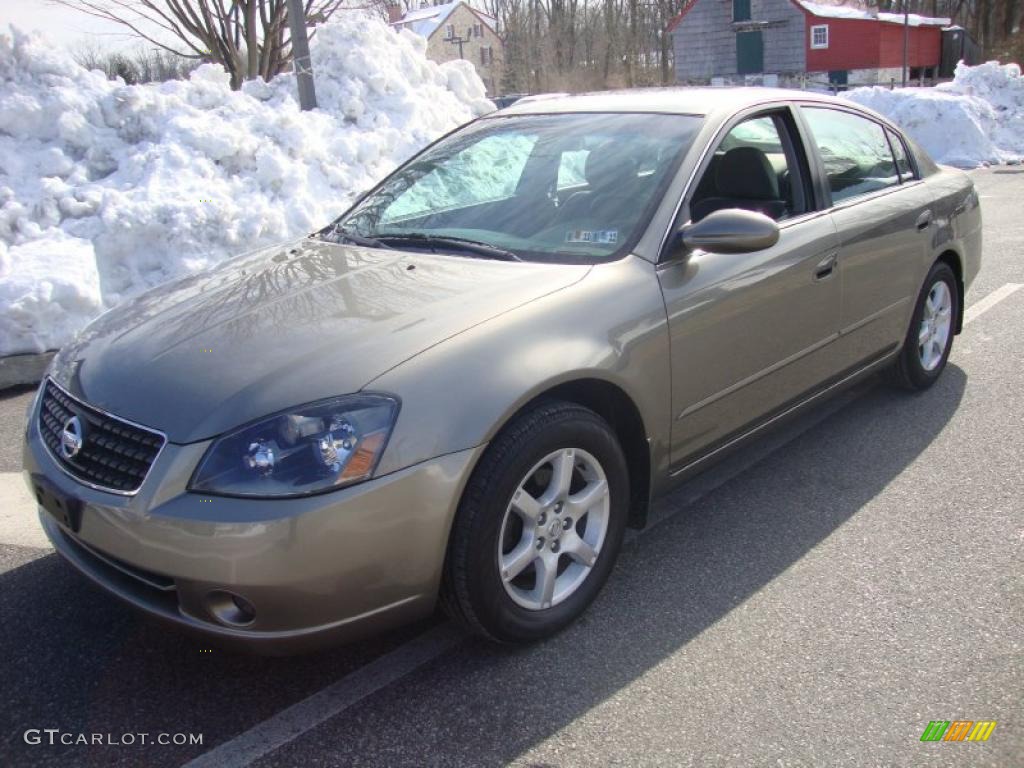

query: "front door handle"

left=916, top=210, right=933, bottom=231
left=815, top=253, right=837, bottom=281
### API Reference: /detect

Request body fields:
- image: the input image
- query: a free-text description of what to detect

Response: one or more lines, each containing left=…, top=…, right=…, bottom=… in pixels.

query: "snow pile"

left=0, top=14, right=493, bottom=356
left=845, top=60, right=1024, bottom=168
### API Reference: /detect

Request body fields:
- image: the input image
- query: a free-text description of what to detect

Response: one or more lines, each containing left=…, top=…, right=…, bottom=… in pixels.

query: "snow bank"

left=845, top=60, right=1024, bottom=168
left=0, top=13, right=493, bottom=356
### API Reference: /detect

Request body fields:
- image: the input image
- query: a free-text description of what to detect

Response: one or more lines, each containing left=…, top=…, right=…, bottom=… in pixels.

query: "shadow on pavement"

left=0, top=367, right=966, bottom=767
left=0, top=549, right=438, bottom=766
left=253, top=366, right=969, bottom=767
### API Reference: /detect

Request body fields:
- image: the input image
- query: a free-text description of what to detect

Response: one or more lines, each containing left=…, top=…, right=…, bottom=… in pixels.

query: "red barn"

left=669, top=0, right=949, bottom=87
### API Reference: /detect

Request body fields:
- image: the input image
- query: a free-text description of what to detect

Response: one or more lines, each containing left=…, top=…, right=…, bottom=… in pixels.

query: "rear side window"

left=802, top=107, right=899, bottom=204
left=887, top=128, right=914, bottom=181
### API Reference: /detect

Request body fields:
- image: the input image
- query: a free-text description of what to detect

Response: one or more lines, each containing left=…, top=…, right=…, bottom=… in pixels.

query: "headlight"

left=189, top=395, right=399, bottom=498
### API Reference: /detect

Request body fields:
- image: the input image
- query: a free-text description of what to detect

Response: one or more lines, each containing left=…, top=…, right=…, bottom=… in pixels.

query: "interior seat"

left=690, top=146, right=787, bottom=222
left=558, top=145, right=641, bottom=222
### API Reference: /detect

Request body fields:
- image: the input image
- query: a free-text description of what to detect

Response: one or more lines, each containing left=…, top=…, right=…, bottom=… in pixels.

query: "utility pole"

left=287, top=0, right=318, bottom=110
left=902, top=0, right=910, bottom=88
left=447, top=34, right=468, bottom=60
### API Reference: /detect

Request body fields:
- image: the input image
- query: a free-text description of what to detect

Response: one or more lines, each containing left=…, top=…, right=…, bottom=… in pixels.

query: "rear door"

left=798, top=105, right=933, bottom=363
left=657, top=106, right=842, bottom=469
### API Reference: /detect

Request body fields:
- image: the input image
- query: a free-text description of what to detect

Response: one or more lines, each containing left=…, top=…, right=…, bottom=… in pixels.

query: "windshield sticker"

left=565, top=229, right=618, bottom=245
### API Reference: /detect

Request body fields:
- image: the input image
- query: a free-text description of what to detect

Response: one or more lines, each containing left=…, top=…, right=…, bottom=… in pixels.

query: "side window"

left=887, top=128, right=914, bottom=181
left=690, top=113, right=803, bottom=223
left=802, top=107, right=899, bottom=204
left=557, top=149, right=589, bottom=190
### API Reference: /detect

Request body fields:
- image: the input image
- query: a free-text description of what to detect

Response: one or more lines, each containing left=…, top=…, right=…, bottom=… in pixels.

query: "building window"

left=733, top=0, right=751, bottom=22
left=811, top=24, right=829, bottom=49
left=445, top=24, right=455, bottom=39
left=480, top=46, right=493, bottom=66
left=472, top=23, right=483, bottom=37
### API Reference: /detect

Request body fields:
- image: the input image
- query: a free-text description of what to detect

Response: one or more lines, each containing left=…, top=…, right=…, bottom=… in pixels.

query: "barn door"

left=736, top=31, right=763, bottom=75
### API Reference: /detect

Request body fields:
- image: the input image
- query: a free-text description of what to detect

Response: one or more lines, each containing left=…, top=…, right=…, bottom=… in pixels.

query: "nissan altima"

left=23, top=88, right=981, bottom=653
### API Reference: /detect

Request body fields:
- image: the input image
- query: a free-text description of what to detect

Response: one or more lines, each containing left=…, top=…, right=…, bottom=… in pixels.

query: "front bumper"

left=24, top=412, right=482, bottom=655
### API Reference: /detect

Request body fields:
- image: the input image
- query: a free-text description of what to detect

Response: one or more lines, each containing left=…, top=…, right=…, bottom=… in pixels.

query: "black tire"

left=886, top=261, right=959, bottom=391
left=440, top=400, right=629, bottom=643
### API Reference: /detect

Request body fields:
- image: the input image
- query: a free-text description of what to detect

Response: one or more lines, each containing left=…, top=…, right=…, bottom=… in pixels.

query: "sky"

left=0, top=0, right=168, bottom=52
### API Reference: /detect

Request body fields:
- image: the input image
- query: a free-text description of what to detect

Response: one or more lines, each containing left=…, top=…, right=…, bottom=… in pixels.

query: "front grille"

left=38, top=379, right=166, bottom=494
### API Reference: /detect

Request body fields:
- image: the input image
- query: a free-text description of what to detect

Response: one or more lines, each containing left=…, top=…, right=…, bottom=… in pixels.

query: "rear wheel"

left=441, top=401, right=628, bottom=642
left=886, top=262, right=958, bottom=391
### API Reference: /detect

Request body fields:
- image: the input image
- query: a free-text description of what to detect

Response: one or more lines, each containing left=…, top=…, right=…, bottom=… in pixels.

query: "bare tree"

left=74, top=42, right=200, bottom=82
left=51, top=0, right=352, bottom=89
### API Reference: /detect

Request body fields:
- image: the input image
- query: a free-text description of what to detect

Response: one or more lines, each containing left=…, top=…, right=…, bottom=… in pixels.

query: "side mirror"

left=678, top=209, right=780, bottom=255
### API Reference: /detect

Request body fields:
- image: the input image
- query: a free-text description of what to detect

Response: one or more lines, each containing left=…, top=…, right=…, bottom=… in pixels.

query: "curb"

left=0, top=352, right=55, bottom=392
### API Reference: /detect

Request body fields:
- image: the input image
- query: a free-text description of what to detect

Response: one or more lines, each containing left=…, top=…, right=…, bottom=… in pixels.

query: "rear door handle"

left=815, top=253, right=837, bottom=281
left=916, top=210, right=933, bottom=231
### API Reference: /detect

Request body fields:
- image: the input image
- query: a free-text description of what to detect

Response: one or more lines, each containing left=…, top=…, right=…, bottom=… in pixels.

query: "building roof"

left=798, top=1, right=950, bottom=26
left=391, top=1, right=497, bottom=39
left=667, top=0, right=949, bottom=34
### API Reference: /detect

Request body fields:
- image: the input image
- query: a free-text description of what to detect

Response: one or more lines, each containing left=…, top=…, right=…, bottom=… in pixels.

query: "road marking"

left=182, top=624, right=462, bottom=768
left=963, top=283, right=1023, bottom=326
left=0, top=472, right=50, bottom=549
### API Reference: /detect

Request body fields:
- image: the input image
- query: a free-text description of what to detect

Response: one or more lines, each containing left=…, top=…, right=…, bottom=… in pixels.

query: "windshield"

left=333, top=112, right=702, bottom=263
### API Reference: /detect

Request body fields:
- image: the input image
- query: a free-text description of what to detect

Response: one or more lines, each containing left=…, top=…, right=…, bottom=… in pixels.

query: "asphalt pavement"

left=0, top=167, right=1021, bottom=767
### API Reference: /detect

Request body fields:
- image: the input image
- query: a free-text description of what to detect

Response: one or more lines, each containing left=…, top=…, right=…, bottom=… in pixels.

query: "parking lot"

left=1, top=167, right=1021, bottom=767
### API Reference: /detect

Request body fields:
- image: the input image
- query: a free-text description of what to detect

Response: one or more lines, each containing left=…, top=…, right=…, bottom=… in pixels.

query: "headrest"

left=585, top=143, right=638, bottom=190
left=716, top=146, right=780, bottom=200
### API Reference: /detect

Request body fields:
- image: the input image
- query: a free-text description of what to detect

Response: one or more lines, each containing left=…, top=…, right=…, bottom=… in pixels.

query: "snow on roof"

left=797, top=1, right=874, bottom=20
left=876, top=11, right=951, bottom=26
left=798, top=1, right=949, bottom=26
left=391, top=2, right=497, bottom=39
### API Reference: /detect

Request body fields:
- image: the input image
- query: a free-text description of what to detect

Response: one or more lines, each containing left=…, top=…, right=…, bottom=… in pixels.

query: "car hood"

left=50, top=239, right=590, bottom=443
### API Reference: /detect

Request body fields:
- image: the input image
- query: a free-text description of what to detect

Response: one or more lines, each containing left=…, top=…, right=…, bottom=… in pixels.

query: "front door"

left=658, top=108, right=841, bottom=469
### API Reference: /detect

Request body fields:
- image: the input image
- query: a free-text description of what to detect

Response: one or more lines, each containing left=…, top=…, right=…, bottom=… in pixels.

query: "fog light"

left=206, top=590, right=256, bottom=627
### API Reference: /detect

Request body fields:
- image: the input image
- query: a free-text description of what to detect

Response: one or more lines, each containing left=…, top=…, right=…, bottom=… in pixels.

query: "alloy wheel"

left=918, top=280, right=953, bottom=372
left=497, top=447, right=610, bottom=611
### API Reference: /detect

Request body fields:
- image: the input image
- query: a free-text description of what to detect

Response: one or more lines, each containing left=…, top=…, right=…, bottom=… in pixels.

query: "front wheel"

left=440, top=401, right=629, bottom=642
left=886, top=261, right=959, bottom=391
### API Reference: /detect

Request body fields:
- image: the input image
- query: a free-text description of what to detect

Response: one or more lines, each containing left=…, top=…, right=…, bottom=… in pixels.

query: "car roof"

left=494, top=86, right=866, bottom=119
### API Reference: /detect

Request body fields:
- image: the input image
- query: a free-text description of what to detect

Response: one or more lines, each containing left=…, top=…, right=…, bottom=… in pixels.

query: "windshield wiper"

left=375, top=233, right=522, bottom=262
left=316, top=224, right=392, bottom=250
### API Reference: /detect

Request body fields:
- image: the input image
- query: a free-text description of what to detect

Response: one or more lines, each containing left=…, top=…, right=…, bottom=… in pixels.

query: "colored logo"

left=920, top=720, right=997, bottom=742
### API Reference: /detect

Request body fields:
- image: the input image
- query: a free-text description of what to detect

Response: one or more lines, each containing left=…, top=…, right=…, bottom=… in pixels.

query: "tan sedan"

left=23, top=88, right=981, bottom=652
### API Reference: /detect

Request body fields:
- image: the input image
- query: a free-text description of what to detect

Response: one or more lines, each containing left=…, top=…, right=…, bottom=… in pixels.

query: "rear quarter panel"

left=867, top=166, right=982, bottom=349
left=922, top=166, right=983, bottom=306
